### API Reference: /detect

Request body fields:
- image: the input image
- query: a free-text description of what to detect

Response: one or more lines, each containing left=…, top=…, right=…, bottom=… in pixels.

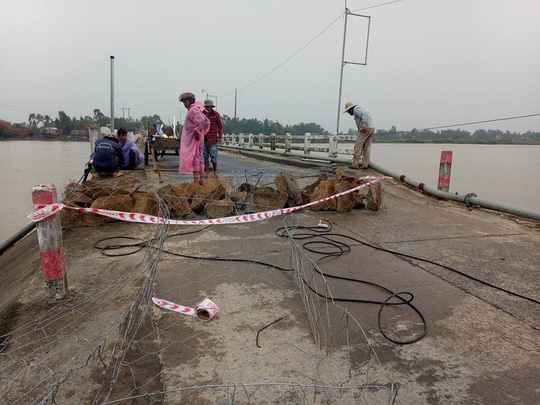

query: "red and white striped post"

left=438, top=151, right=453, bottom=192
left=32, top=184, right=68, bottom=300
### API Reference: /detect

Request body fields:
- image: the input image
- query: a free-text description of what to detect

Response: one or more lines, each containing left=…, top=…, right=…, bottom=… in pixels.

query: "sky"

left=1, top=0, right=540, bottom=134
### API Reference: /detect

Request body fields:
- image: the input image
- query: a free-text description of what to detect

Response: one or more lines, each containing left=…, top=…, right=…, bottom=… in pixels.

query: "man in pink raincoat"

left=179, top=92, right=210, bottom=184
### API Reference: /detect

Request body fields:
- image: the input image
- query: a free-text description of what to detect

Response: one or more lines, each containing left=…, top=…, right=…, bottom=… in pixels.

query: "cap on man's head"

left=343, top=102, right=356, bottom=113
left=204, top=99, right=215, bottom=108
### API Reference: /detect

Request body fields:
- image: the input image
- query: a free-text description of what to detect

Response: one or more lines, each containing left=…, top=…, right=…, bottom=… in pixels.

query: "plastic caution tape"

left=28, top=176, right=390, bottom=225
left=152, top=297, right=219, bottom=321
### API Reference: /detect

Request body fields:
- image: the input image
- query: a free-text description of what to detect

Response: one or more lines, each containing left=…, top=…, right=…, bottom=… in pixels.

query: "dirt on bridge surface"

left=0, top=150, right=539, bottom=404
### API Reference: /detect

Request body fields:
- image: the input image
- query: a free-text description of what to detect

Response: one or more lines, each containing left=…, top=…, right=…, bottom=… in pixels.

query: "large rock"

left=91, top=194, right=134, bottom=212
left=334, top=179, right=356, bottom=212
left=60, top=207, right=106, bottom=227
left=111, top=175, right=141, bottom=194
left=248, top=186, right=287, bottom=212
left=132, top=192, right=159, bottom=216
left=335, top=168, right=363, bottom=182
left=310, top=180, right=337, bottom=211
left=156, top=184, right=191, bottom=217
left=353, top=193, right=366, bottom=209
left=206, top=199, right=234, bottom=219
left=366, top=181, right=382, bottom=211
left=82, top=180, right=115, bottom=198
left=275, top=172, right=303, bottom=206
left=190, top=175, right=227, bottom=214
left=63, top=183, right=94, bottom=207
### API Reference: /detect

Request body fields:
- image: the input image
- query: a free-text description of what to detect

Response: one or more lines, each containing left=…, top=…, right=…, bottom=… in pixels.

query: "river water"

left=0, top=140, right=539, bottom=242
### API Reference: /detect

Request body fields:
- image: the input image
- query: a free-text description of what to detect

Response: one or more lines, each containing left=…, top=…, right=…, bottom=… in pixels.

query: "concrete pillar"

left=32, top=184, right=68, bottom=300
left=225, top=134, right=230, bottom=145
left=285, top=133, right=292, bottom=154
left=258, top=133, right=264, bottom=149
left=328, top=135, right=338, bottom=157
left=271, top=133, right=277, bottom=150
left=248, top=133, right=254, bottom=148
left=438, top=151, right=453, bottom=192
left=304, top=132, right=312, bottom=155
left=239, top=133, right=244, bottom=147
left=89, top=127, right=101, bottom=154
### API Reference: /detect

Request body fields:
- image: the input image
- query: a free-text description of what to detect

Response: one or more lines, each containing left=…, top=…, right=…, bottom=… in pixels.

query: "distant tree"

left=93, top=109, right=106, bottom=124
left=57, top=111, right=74, bottom=134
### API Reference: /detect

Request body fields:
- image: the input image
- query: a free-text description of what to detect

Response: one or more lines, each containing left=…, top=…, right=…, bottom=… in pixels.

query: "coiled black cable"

left=93, top=225, right=292, bottom=272
left=275, top=220, right=427, bottom=345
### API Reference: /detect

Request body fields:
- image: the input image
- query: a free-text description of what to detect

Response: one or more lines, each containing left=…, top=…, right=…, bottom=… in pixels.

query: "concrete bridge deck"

left=0, top=150, right=538, bottom=404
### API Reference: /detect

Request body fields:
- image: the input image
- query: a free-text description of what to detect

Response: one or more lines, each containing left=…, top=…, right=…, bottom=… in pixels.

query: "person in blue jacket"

left=91, top=134, right=124, bottom=178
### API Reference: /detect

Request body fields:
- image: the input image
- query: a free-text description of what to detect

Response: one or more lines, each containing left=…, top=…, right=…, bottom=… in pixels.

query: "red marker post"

left=438, top=151, right=453, bottom=192
left=32, top=184, right=68, bottom=300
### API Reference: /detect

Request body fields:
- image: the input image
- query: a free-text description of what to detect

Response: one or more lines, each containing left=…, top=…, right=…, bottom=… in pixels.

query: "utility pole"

left=335, top=7, right=371, bottom=134
left=110, top=56, right=115, bottom=133
left=234, top=88, right=237, bottom=135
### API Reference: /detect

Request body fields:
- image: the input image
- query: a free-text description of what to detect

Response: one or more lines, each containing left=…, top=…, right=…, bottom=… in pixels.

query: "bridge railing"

left=223, top=133, right=357, bottom=158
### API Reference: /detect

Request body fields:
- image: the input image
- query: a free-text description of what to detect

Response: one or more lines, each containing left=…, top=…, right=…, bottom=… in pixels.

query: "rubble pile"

left=60, top=170, right=381, bottom=227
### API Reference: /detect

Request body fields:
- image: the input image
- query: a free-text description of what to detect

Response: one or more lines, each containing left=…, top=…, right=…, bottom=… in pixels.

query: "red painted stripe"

left=40, top=249, right=66, bottom=280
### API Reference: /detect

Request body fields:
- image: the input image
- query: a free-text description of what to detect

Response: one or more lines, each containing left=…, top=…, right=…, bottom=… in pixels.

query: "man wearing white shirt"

left=344, top=101, right=375, bottom=169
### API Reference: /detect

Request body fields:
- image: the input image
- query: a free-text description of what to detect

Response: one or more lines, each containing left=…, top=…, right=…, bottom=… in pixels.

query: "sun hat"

left=343, top=101, right=357, bottom=113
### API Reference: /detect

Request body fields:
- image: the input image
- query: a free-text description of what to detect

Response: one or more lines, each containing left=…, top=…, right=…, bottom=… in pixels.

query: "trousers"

left=352, top=127, right=375, bottom=169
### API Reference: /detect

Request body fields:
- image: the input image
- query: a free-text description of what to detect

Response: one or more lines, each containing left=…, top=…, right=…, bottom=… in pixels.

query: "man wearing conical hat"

left=344, top=102, right=375, bottom=170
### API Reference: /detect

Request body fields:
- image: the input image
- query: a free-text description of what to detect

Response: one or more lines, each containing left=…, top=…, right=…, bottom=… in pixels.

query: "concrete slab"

left=0, top=152, right=539, bottom=404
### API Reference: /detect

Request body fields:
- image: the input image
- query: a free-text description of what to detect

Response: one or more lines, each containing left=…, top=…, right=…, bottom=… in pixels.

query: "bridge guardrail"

left=223, top=133, right=356, bottom=157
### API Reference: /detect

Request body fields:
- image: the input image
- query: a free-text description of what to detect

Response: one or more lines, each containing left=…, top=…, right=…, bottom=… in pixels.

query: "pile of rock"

left=248, top=169, right=381, bottom=213
left=60, top=170, right=383, bottom=228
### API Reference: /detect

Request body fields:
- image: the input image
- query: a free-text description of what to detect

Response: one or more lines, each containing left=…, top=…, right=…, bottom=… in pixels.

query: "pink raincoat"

left=179, top=101, right=210, bottom=173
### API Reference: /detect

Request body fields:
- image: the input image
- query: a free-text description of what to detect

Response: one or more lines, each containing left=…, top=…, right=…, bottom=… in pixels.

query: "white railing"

left=223, top=133, right=357, bottom=158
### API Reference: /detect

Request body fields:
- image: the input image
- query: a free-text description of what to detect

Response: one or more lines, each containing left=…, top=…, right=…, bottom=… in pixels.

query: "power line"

left=351, top=0, right=403, bottom=13
left=0, top=102, right=55, bottom=115
left=217, top=0, right=405, bottom=98
left=417, top=113, right=540, bottom=132
left=218, top=12, right=345, bottom=98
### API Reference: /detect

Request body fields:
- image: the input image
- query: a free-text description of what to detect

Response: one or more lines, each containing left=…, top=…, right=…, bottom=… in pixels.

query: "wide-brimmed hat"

left=204, top=99, right=215, bottom=108
left=343, top=101, right=356, bottom=113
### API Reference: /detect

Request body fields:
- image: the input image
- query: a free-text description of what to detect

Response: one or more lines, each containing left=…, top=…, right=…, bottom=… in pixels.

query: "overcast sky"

left=1, top=0, right=539, bottom=134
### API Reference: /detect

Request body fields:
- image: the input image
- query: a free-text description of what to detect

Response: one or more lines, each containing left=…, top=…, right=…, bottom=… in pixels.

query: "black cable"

left=327, top=223, right=540, bottom=306
left=93, top=226, right=292, bottom=272
left=275, top=220, right=427, bottom=345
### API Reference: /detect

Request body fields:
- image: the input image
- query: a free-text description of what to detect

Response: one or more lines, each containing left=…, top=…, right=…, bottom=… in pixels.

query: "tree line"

left=5, top=110, right=540, bottom=144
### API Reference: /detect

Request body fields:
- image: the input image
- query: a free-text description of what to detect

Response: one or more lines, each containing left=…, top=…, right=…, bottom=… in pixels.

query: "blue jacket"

left=93, top=137, right=124, bottom=172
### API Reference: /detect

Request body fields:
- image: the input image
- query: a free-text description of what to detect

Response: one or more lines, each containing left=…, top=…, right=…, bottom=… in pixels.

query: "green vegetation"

left=371, top=128, right=540, bottom=144
left=3, top=109, right=539, bottom=144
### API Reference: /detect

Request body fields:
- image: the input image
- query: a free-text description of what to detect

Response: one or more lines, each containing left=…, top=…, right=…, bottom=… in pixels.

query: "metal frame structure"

left=336, top=8, right=371, bottom=134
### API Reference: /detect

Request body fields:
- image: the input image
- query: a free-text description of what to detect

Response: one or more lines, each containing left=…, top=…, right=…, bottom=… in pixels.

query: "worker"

left=91, top=134, right=124, bottom=178
left=344, top=101, right=375, bottom=169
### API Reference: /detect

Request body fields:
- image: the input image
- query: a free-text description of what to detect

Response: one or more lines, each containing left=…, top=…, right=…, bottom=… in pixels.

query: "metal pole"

left=234, top=88, right=237, bottom=135
left=336, top=9, right=349, bottom=135
left=110, top=56, right=115, bottom=133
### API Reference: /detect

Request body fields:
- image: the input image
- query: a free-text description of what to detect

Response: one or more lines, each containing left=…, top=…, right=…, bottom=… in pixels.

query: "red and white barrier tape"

left=27, top=176, right=389, bottom=226
left=152, top=297, right=219, bottom=321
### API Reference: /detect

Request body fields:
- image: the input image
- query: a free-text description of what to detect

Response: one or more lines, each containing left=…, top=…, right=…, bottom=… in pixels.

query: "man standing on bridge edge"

left=344, top=101, right=375, bottom=169
left=202, top=99, right=223, bottom=176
